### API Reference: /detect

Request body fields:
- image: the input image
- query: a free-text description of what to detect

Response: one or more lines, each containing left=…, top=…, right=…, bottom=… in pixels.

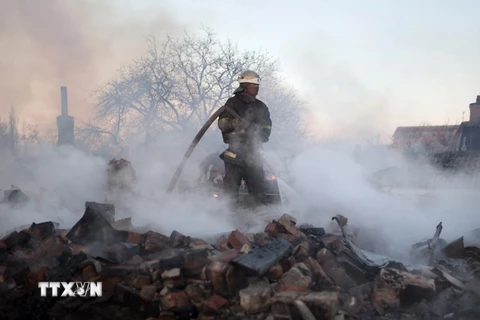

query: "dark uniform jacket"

left=217, top=92, right=272, bottom=164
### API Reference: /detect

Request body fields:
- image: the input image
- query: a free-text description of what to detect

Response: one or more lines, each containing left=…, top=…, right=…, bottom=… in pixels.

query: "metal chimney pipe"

left=61, top=86, right=68, bottom=116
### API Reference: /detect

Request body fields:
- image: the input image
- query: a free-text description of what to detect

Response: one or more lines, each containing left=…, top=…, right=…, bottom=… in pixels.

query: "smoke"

left=0, top=140, right=238, bottom=238
left=1, top=1, right=479, bottom=268
left=283, top=49, right=392, bottom=143
left=0, top=0, right=184, bottom=131
left=284, top=142, right=480, bottom=263
left=0, top=119, right=479, bottom=268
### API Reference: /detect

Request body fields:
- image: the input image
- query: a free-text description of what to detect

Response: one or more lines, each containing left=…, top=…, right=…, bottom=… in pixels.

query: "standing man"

left=218, top=70, right=272, bottom=208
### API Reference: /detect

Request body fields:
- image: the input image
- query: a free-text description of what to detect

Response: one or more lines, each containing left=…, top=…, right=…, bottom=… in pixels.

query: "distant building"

left=392, top=95, right=480, bottom=152
left=392, top=125, right=461, bottom=152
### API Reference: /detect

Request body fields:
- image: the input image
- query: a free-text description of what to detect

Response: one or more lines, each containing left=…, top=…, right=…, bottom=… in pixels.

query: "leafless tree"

left=80, top=28, right=305, bottom=152
left=0, top=106, right=41, bottom=156
left=8, top=106, right=19, bottom=153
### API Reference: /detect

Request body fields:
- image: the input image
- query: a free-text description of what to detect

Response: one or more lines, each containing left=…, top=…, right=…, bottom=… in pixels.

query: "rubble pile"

left=0, top=203, right=479, bottom=320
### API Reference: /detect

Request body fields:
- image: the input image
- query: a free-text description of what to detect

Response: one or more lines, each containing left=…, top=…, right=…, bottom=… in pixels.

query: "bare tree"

left=8, top=106, right=19, bottom=154
left=80, top=28, right=305, bottom=151
left=0, top=106, right=41, bottom=157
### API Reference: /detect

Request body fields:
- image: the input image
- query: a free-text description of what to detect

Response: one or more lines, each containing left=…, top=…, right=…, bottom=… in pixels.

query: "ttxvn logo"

left=38, top=282, right=102, bottom=297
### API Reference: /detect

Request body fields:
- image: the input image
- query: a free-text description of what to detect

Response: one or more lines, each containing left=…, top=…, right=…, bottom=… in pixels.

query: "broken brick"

left=210, top=249, right=239, bottom=263
left=142, top=231, right=170, bottom=253
left=278, top=233, right=296, bottom=243
left=112, top=217, right=134, bottom=230
left=186, top=283, right=207, bottom=308
left=240, top=244, right=252, bottom=254
left=131, top=274, right=152, bottom=289
left=277, top=214, right=306, bottom=240
left=170, top=230, right=190, bottom=248
left=277, top=262, right=312, bottom=292
left=319, top=234, right=345, bottom=253
left=245, top=233, right=255, bottom=244
left=227, top=230, right=249, bottom=250
left=126, top=255, right=144, bottom=265
left=125, top=231, right=144, bottom=245
left=316, top=248, right=357, bottom=288
left=190, top=238, right=208, bottom=247
left=225, top=265, right=248, bottom=295
left=279, top=213, right=297, bottom=224
left=0, top=207, right=475, bottom=320
left=142, top=248, right=185, bottom=271
left=140, top=285, right=158, bottom=301
left=70, top=244, right=90, bottom=256
left=266, top=263, right=284, bottom=282
left=81, top=265, right=97, bottom=280
left=254, top=232, right=273, bottom=246
left=115, top=283, right=143, bottom=311
left=239, top=278, right=272, bottom=314
left=0, top=240, right=7, bottom=254
left=48, top=236, right=65, bottom=257
left=0, top=266, right=6, bottom=283
left=205, top=261, right=229, bottom=294
left=265, top=222, right=279, bottom=238
left=101, top=277, right=123, bottom=292
left=26, top=266, right=49, bottom=290
left=3, top=231, right=30, bottom=248
left=214, top=235, right=230, bottom=251
left=372, top=268, right=436, bottom=315
left=160, top=289, right=191, bottom=310
left=203, top=294, right=228, bottom=315
left=270, top=291, right=340, bottom=320
left=303, top=257, right=333, bottom=285
left=101, top=265, right=137, bottom=278
left=292, top=241, right=311, bottom=262
left=182, top=249, right=209, bottom=278
left=161, top=268, right=184, bottom=287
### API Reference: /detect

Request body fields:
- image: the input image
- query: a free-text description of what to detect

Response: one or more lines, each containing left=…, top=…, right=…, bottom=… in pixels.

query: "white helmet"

left=238, top=70, right=261, bottom=84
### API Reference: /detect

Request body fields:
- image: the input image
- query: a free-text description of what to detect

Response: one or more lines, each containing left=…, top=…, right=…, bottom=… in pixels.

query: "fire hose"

left=166, top=105, right=242, bottom=193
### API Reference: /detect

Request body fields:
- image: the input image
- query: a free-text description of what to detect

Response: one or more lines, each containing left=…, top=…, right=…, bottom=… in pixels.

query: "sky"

left=2, top=0, right=480, bottom=141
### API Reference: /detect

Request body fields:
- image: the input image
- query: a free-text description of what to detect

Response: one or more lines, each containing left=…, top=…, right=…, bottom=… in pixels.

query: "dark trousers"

left=223, top=161, right=266, bottom=206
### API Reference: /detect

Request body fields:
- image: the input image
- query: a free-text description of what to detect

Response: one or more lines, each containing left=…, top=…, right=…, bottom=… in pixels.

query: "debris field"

left=0, top=200, right=480, bottom=320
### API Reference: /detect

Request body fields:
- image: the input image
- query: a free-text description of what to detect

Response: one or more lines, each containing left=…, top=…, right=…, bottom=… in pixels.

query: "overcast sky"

left=2, top=0, right=480, bottom=140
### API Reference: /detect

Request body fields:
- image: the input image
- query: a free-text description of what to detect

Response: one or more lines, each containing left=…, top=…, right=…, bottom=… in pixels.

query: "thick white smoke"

left=284, top=142, right=480, bottom=263
left=0, top=127, right=479, bottom=268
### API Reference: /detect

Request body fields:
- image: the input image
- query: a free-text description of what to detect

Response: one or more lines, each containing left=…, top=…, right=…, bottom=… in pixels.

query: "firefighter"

left=217, top=70, right=272, bottom=208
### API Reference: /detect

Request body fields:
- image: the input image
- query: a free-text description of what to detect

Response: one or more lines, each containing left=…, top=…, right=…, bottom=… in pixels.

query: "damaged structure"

left=56, top=86, right=75, bottom=146
left=0, top=200, right=479, bottom=319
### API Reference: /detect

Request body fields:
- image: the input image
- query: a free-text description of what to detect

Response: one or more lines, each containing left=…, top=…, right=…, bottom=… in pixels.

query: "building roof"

left=393, top=125, right=460, bottom=138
